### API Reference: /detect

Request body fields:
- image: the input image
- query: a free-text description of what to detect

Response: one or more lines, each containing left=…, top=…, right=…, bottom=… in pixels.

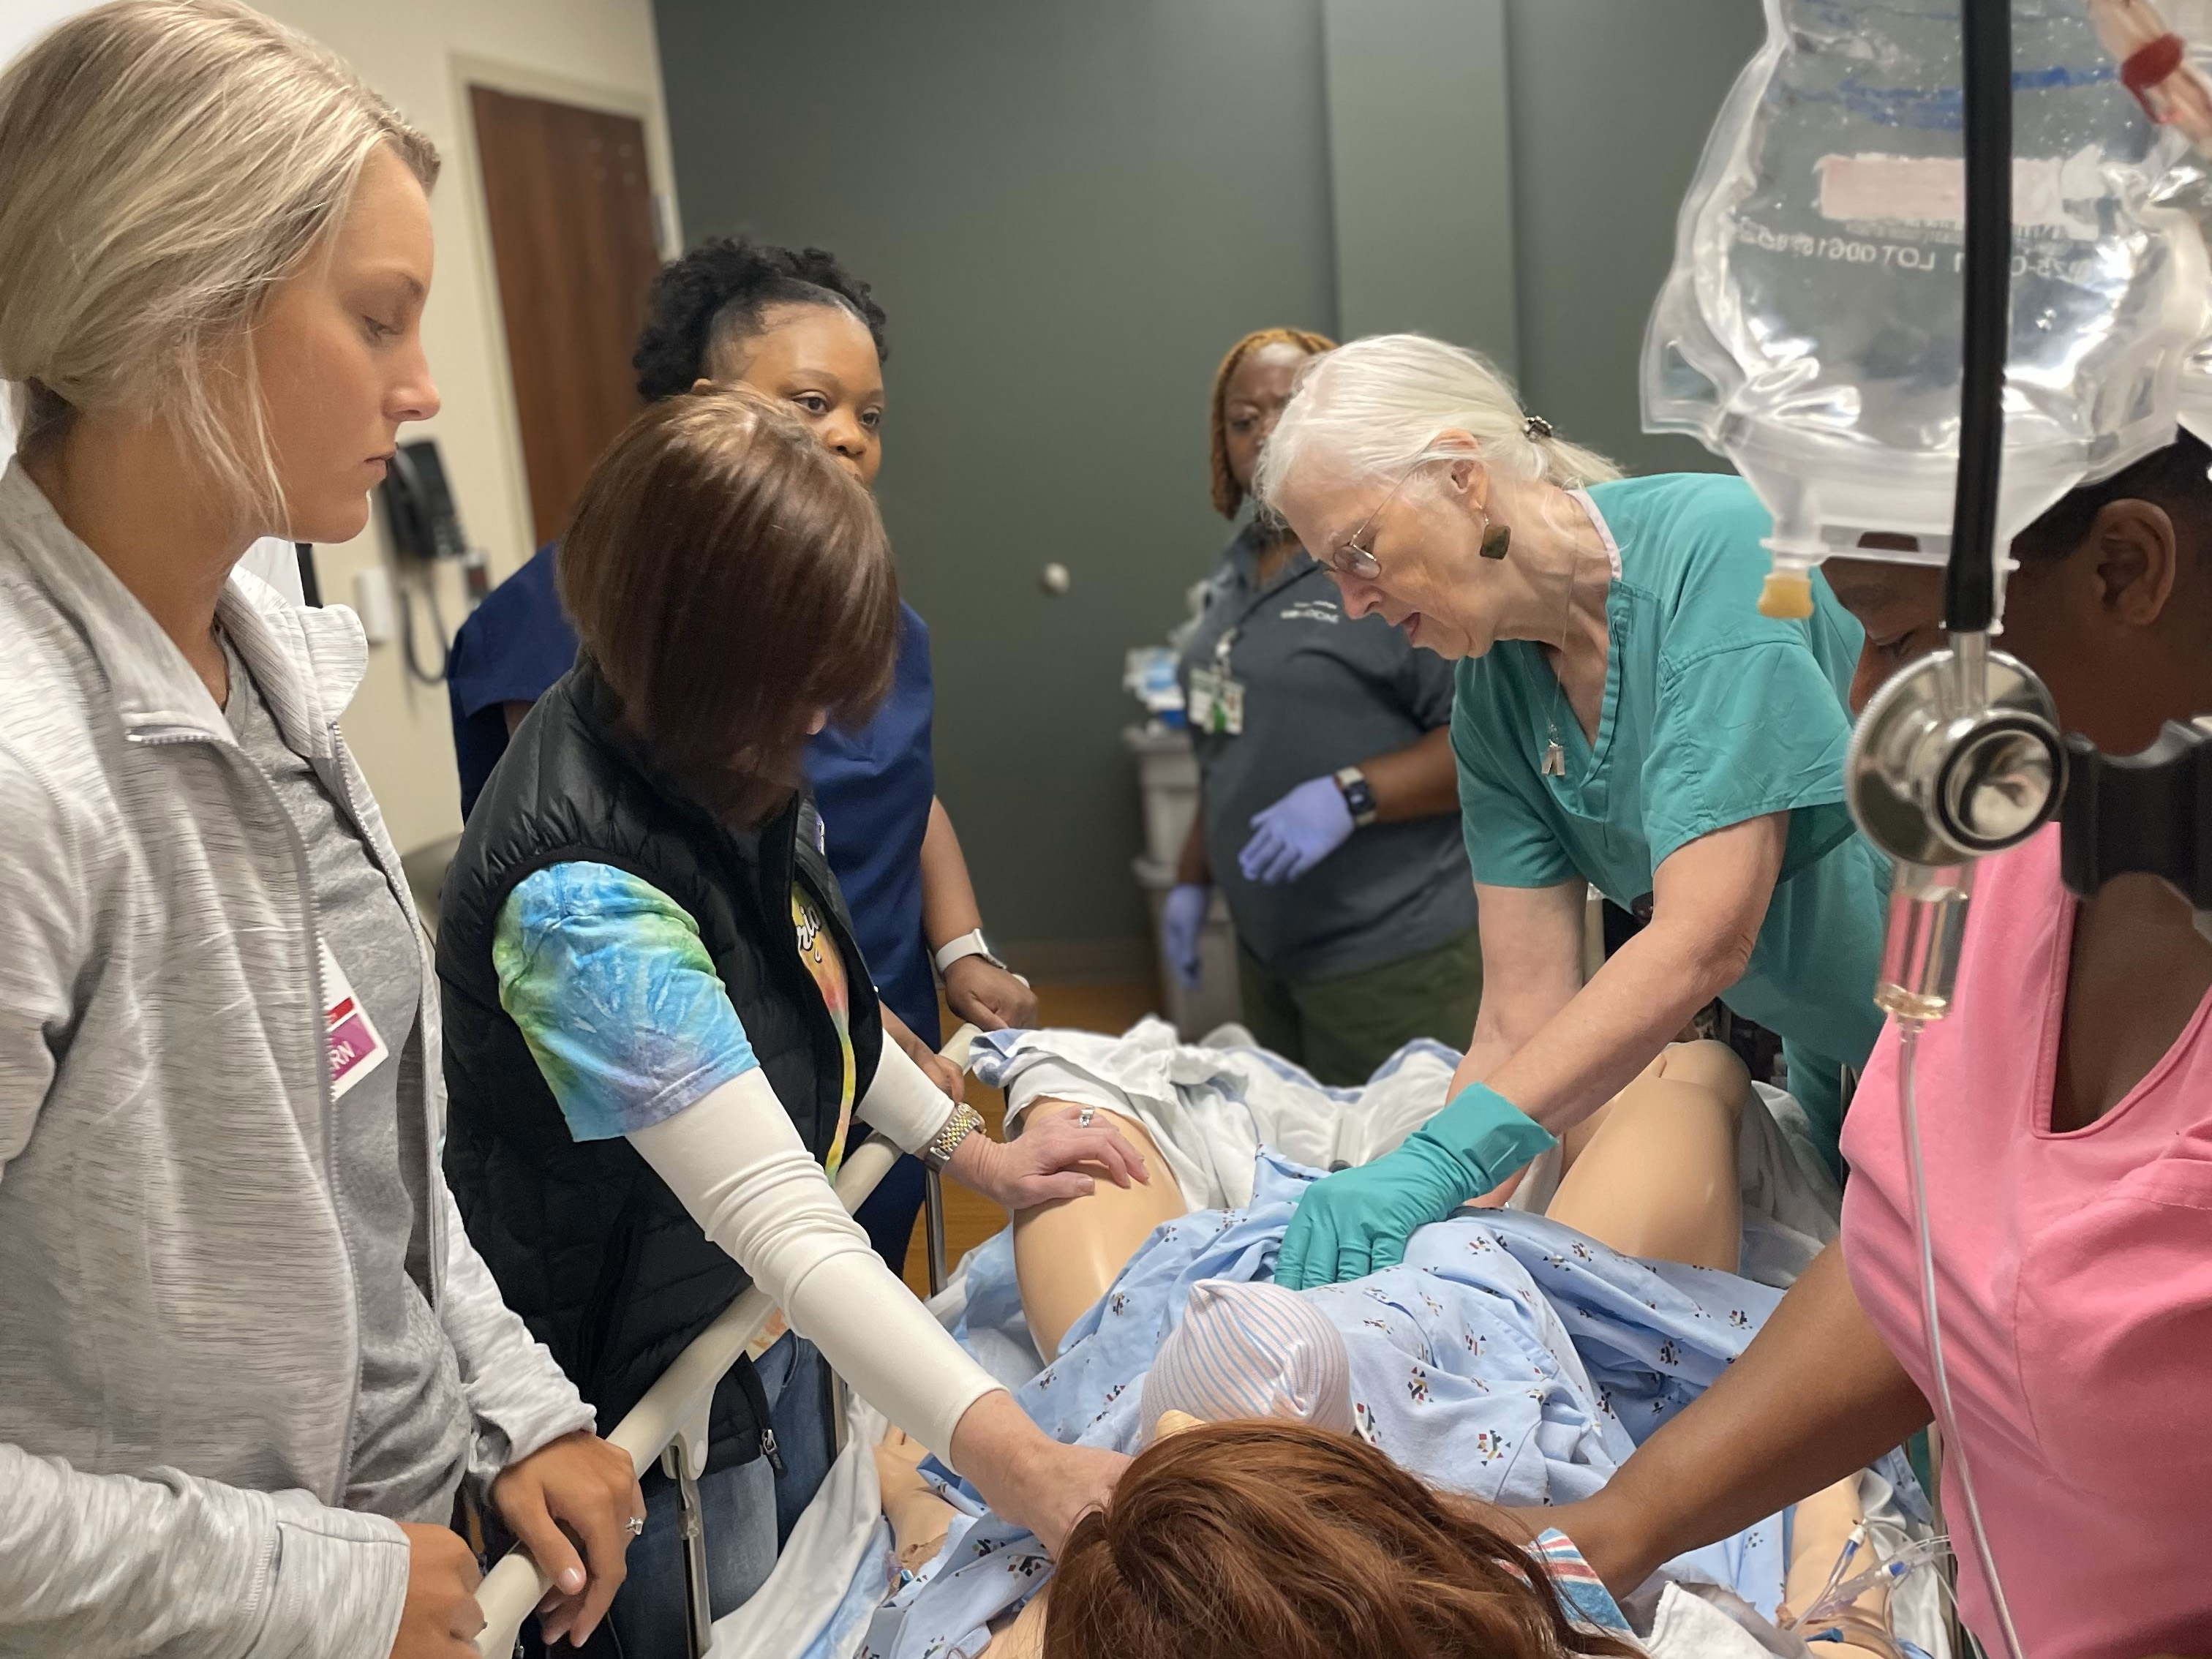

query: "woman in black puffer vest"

left=440, top=387, right=1145, bottom=1655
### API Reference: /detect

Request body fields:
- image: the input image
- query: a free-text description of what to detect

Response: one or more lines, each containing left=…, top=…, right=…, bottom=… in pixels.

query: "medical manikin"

left=873, top=1047, right=1907, bottom=1658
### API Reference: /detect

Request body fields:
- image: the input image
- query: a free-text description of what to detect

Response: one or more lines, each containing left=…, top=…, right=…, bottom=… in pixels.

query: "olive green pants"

left=1236, top=926, right=1483, bottom=1088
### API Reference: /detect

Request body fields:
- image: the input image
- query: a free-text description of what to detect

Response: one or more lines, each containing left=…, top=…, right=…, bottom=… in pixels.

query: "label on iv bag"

left=1815, top=152, right=2102, bottom=238
left=319, top=938, right=390, bottom=1101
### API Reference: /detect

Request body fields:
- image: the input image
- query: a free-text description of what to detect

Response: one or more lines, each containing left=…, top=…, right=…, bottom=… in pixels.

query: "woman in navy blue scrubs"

left=447, top=238, right=1036, bottom=1268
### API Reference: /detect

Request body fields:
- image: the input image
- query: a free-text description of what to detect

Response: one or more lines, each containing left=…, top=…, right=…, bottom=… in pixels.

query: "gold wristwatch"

left=922, top=1103, right=985, bottom=1172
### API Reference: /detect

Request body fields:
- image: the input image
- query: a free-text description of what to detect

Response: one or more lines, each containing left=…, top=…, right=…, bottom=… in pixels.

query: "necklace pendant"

left=1541, top=740, right=1567, bottom=778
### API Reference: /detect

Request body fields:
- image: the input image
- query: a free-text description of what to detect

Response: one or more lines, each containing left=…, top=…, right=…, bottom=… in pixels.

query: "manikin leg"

left=1009, top=1102, right=1186, bottom=1361
left=1543, top=1040, right=1748, bottom=1272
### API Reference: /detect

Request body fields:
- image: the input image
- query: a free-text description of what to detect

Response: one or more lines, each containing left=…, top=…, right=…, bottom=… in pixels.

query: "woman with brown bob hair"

left=439, top=385, right=1142, bottom=1653
left=562, top=383, right=900, bottom=821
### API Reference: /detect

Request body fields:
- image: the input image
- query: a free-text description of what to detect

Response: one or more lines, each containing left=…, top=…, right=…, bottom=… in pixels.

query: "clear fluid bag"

left=2145, top=1, right=2212, bottom=443
left=1644, top=0, right=2212, bottom=609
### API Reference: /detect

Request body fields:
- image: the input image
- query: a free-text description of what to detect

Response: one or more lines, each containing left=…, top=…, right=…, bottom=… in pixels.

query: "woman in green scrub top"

left=1254, top=335, right=1885, bottom=1290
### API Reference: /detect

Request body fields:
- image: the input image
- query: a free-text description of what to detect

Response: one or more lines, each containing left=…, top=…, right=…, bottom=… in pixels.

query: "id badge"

left=1188, top=667, right=1246, bottom=736
left=319, top=938, right=390, bottom=1100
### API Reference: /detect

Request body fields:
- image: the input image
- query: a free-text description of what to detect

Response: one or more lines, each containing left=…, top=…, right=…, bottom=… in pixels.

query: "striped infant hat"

left=1139, top=1279, right=1355, bottom=1440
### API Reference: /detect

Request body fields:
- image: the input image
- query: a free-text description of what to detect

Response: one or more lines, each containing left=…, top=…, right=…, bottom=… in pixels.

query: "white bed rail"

left=473, top=1024, right=979, bottom=1657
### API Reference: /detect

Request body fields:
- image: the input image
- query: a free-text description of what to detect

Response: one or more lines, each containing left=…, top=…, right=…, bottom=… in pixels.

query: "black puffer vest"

left=439, top=657, right=882, bottom=1472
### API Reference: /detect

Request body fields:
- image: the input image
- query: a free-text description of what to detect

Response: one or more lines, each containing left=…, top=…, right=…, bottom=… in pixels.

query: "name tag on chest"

left=320, top=938, right=391, bottom=1100
left=1187, top=666, right=1246, bottom=735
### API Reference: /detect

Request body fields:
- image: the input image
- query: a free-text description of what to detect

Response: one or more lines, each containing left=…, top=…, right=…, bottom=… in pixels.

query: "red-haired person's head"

left=1044, top=1418, right=1638, bottom=1659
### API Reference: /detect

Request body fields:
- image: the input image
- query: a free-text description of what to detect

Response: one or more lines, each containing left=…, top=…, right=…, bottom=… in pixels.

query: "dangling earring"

left=1480, top=522, right=1511, bottom=560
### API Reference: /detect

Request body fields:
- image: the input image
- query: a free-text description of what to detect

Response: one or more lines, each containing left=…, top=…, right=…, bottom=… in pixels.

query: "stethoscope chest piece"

left=1846, top=643, right=2066, bottom=867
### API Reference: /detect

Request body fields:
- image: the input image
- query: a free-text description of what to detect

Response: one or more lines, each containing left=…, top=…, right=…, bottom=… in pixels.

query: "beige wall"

left=256, top=0, right=679, bottom=856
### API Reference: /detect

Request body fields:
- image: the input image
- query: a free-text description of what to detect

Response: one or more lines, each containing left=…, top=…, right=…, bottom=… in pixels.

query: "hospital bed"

left=472, top=1020, right=1940, bottom=1659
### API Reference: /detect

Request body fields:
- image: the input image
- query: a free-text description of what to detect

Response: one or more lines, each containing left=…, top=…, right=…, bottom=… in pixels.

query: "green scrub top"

left=1450, top=472, right=1887, bottom=1168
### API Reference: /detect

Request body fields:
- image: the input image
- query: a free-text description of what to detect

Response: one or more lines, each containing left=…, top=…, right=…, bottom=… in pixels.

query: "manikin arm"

left=875, top=1427, right=1053, bottom=1659
left=1779, top=1476, right=1895, bottom=1658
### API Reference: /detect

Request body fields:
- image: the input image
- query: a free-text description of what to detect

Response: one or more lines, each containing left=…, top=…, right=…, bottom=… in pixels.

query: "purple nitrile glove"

left=1238, top=775, right=1356, bottom=885
left=1162, top=883, right=1210, bottom=988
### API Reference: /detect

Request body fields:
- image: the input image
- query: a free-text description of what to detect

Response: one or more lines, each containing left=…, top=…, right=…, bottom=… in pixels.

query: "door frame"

left=445, top=54, right=685, bottom=578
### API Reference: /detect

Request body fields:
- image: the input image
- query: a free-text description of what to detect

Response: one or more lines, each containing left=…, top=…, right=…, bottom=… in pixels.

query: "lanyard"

left=1213, top=552, right=1324, bottom=674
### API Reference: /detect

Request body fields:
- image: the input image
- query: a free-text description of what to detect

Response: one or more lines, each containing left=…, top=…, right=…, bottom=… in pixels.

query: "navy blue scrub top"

left=448, top=542, right=943, bottom=1042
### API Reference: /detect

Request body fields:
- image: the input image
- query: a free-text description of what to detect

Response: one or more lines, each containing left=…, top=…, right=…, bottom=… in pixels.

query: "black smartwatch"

left=1333, top=766, right=1379, bottom=828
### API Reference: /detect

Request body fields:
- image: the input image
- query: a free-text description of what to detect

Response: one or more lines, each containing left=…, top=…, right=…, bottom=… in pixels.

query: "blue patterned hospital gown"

left=851, top=1154, right=1855, bottom=1659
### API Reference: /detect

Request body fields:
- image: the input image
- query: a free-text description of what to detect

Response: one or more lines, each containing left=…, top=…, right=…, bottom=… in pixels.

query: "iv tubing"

left=1800, top=1535, right=1957, bottom=1628
left=1898, top=1022, right=2026, bottom=1659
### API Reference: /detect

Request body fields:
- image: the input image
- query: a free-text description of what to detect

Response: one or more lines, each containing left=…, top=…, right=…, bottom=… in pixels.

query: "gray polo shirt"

left=1176, top=522, right=1477, bottom=982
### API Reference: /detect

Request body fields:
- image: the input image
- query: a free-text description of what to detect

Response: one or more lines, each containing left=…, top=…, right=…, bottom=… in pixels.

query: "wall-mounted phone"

left=376, top=437, right=492, bottom=683
left=381, top=439, right=468, bottom=563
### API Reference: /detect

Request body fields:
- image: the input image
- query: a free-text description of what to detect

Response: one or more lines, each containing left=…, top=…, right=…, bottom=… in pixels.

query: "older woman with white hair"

left=1254, top=335, right=1886, bottom=1291
left=0, top=5, right=642, bottom=1656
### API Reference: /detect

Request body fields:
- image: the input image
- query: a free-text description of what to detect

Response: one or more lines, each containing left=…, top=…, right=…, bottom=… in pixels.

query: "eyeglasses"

left=1327, top=461, right=1424, bottom=581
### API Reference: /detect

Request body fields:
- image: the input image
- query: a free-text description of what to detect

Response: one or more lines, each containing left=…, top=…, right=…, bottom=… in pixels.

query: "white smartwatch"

left=933, top=928, right=1026, bottom=983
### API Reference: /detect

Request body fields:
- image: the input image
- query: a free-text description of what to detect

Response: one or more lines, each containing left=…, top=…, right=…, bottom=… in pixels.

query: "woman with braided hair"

left=448, top=236, right=1034, bottom=1274
left=1165, top=327, right=1481, bottom=1085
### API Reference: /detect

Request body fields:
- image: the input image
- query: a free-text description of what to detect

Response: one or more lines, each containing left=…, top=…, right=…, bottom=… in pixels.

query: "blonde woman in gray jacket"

left=0, top=4, right=644, bottom=1656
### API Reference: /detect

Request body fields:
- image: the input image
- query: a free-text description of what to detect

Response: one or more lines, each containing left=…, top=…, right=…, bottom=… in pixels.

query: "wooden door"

left=471, top=86, right=664, bottom=546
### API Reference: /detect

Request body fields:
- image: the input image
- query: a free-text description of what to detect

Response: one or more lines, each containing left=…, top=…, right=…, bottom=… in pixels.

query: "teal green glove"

left=1274, top=1082, right=1557, bottom=1291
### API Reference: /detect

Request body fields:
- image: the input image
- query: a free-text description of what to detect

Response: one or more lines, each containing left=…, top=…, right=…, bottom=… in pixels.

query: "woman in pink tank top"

left=1535, top=432, right=2212, bottom=1659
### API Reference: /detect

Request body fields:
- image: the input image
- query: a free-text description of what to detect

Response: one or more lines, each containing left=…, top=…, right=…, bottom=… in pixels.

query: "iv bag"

left=1644, top=0, right=2212, bottom=607
left=2148, top=1, right=2212, bottom=445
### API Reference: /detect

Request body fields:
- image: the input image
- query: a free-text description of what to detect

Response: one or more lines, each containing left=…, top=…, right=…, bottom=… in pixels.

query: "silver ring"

left=1077, top=1106, right=1096, bottom=1129
left=624, top=1514, right=647, bottom=1538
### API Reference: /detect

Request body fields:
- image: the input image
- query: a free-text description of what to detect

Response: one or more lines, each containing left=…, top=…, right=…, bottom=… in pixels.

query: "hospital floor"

left=902, top=979, right=1158, bottom=1295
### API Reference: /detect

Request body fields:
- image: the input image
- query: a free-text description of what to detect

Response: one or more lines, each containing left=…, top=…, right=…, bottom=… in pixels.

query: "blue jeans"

left=603, top=1335, right=832, bottom=1657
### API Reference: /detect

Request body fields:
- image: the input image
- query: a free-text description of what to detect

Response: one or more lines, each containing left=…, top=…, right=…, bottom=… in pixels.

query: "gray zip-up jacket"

left=0, top=462, right=595, bottom=1658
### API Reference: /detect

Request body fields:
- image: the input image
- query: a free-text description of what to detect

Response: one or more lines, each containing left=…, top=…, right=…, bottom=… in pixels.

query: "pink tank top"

left=1840, top=828, right=2212, bottom=1659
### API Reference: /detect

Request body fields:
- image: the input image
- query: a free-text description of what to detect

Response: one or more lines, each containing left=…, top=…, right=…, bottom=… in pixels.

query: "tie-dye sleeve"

left=492, top=862, right=760, bottom=1142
